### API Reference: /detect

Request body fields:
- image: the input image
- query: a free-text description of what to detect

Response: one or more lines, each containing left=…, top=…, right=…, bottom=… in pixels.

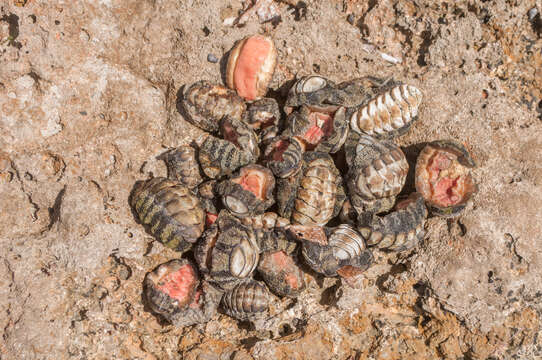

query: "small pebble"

left=207, top=53, right=218, bottom=63
left=347, top=14, right=355, bottom=25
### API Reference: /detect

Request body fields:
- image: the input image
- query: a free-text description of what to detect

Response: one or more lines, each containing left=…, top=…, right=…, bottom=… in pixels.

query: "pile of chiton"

left=130, top=34, right=477, bottom=328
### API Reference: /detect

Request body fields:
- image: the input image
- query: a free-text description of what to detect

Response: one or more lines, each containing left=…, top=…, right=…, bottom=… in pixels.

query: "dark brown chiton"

left=415, top=140, right=476, bottom=217
left=221, top=280, right=271, bottom=320
left=197, top=134, right=254, bottom=179
left=130, top=177, right=205, bottom=252
left=216, top=164, right=275, bottom=217
left=358, top=193, right=428, bottom=251
left=160, top=145, right=203, bottom=189
left=284, top=75, right=343, bottom=112
left=194, top=211, right=260, bottom=290
left=144, top=259, right=223, bottom=327
left=181, top=80, right=246, bottom=132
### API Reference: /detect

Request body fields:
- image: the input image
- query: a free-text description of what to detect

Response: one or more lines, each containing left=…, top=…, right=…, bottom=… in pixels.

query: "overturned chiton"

left=130, top=177, right=205, bottom=252
left=263, top=136, right=305, bottom=178
left=285, top=105, right=348, bottom=153
left=217, top=164, right=275, bottom=217
left=226, top=35, right=277, bottom=101
left=169, top=280, right=223, bottom=327
left=182, top=80, right=246, bottom=132
left=359, top=193, right=428, bottom=251
left=257, top=250, right=306, bottom=298
left=415, top=140, right=476, bottom=217
left=143, top=259, right=199, bottom=319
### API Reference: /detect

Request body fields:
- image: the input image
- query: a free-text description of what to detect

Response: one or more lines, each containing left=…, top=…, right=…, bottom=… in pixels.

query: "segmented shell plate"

left=292, top=153, right=341, bottom=226
left=349, top=84, right=422, bottom=139
left=359, top=193, right=428, bottom=251
left=230, top=237, right=260, bottom=278
left=197, top=135, right=253, bottom=179
left=240, top=212, right=290, bottom=230
left=348, top=136, right=408, bottom=214
left=221, top=280, right=270, bottom=320
left=199, top=212, right=260, bottom=290
left=130, top=177, right=205, bottom=252
left=160, top=146, right=203, bottom=189
left=329, top=224, right=366, bottom=261
left=264, top=136, right=305, bottom=178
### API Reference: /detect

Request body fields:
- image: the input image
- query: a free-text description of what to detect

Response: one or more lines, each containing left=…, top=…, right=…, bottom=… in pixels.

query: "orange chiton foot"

left=415, top=140, right=476, bottom=217
left=226, top=35, right=277, bottom=101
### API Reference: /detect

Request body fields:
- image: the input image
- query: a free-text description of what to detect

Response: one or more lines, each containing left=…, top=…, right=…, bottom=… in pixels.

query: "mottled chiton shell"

left=216, top=164, right=275, bottom=217
left=245, top=97, right=281, bottom=141
left=347, top=135, right=409, bottom=215
left=285, top=75, right=343, bottom=111
left=257, top=250, right=306, bottom=297
left=221, top=280, right=270, bottom=320
left=263, top=135, right=305, bottom=178
left=130, top=177, right=205, bottom=252
left=288, top=224, right=373, bottom=277
left=359, top=193, right=428, bottom=251
left=285, top=105, right=348, bottom=153
left=220, top=116, right=260, bottom=162
left=195, top=211, right=260, bottom=290
left=143, top=259, right=199, bottom=319
left=289, top=152, right=345, bottom=226
left=160, top=145, right=203, bottom=189
left=240, top=212, right=290, bottom=230
left=226, top=35, right=277, bottom=101
left=348, top=79, right=422, bottom=139
left=181, top=80, right=246, bottom=132
left=415, top=140, right=476, bottom=217
left=197, top=134, right=253, bottom=179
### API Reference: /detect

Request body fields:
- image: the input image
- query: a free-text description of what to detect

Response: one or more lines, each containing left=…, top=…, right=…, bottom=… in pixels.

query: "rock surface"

left=1, top=0, right=541, bottom=359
